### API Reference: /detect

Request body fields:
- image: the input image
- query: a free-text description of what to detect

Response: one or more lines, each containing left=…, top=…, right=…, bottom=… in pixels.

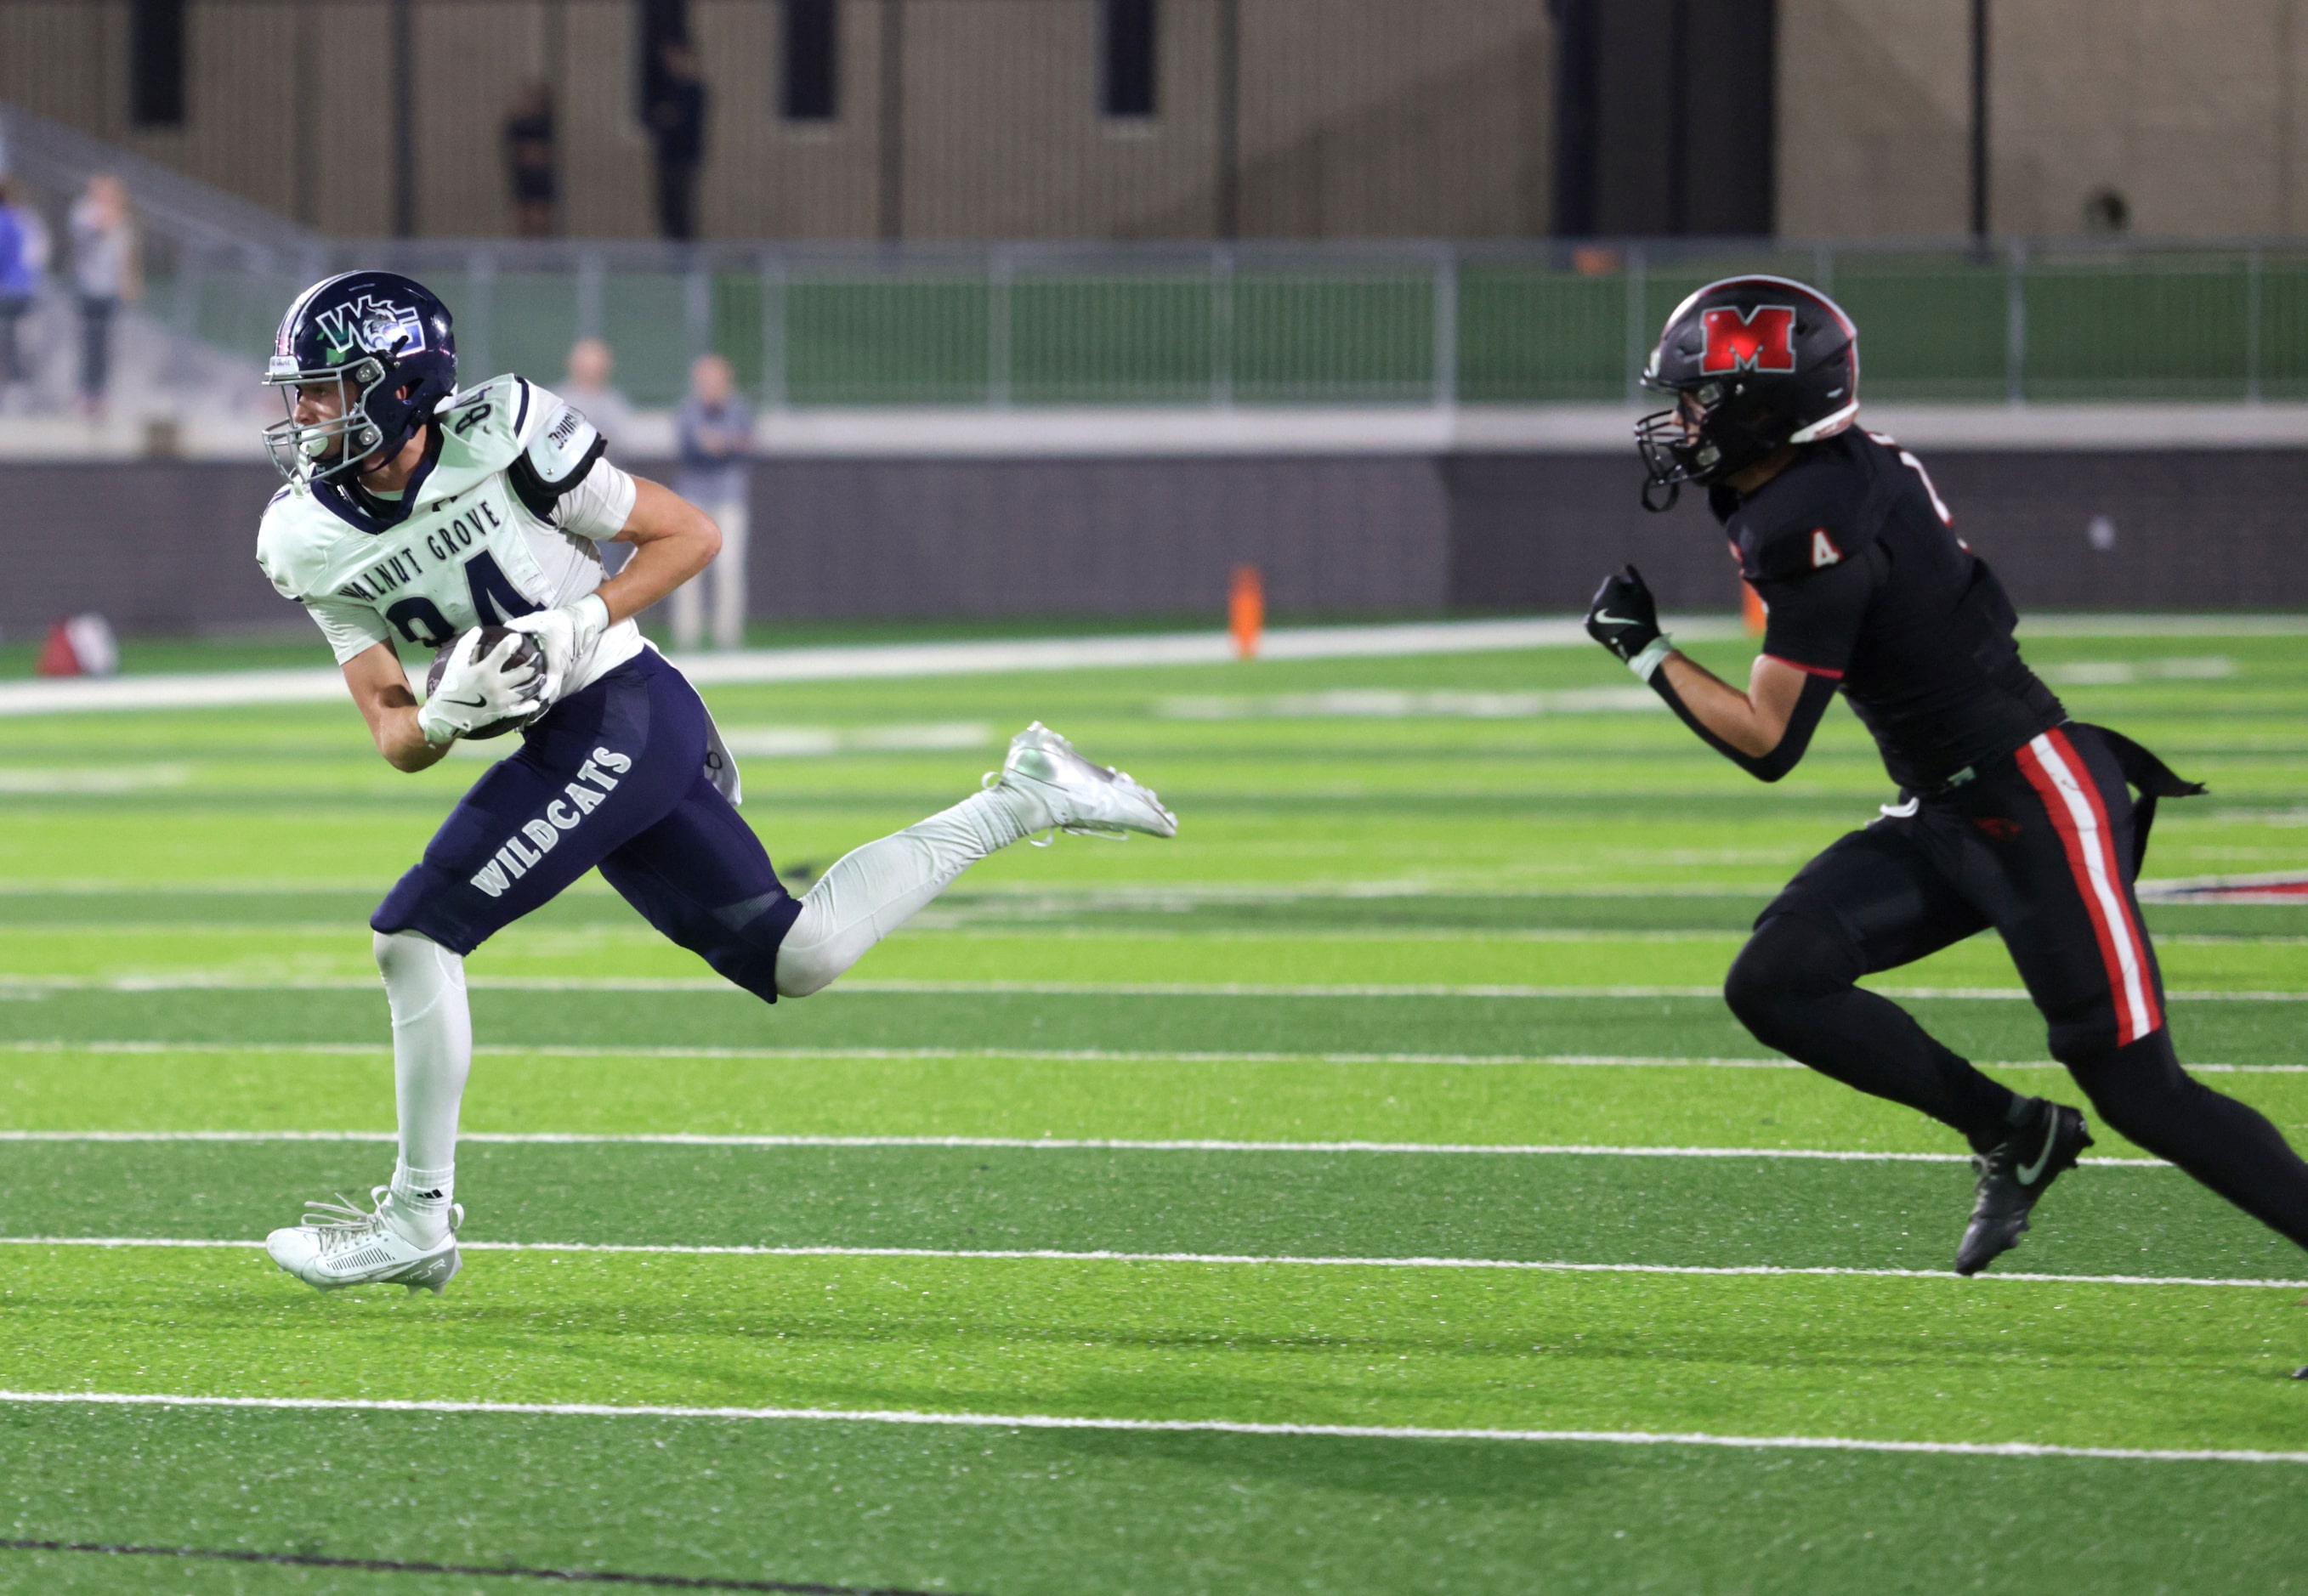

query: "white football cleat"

left=992, top=721, right=1177, bottom=840
left=265, top=1186, right=464, bottom=1295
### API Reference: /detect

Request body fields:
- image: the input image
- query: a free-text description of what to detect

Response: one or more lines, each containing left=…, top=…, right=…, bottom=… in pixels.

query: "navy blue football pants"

left=1726, top=724, right=2308, bottom=1247
left=372, top=649, right=800, bottom=1001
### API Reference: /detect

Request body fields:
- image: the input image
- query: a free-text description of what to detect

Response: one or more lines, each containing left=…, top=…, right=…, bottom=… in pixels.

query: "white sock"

left=774, top=786, right=1041, bottom=998
left=388, top=1157, right=456, bottom=1240
left=374, top=929, right=470, bottom=1244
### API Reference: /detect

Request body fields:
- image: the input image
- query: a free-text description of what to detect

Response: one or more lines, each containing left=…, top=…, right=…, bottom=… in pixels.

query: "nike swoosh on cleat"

left=2016, top=1116, right=2061, bottom=1185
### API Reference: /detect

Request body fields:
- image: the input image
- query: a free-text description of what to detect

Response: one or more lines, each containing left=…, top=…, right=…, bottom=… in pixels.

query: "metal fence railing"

left=134, top=236, right=2308, bottom=410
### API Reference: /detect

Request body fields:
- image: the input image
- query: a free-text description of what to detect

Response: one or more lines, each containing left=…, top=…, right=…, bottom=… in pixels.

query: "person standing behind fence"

left=647, top=42, right=707, bottom=242
left=504, top=82, right=559, bottom=239
left=0, top=178, right=47, bottom=406
left=562, top=337, right=636, bottom=445
left=70, top=173, right=138, bottom=417
left=672, top=354, right=751, bottom=652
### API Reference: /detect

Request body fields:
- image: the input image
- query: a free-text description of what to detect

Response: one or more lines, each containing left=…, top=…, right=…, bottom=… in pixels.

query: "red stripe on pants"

left=2045, top=727, right=2161, bottom=1037
left=2016, top=733, right=2149, bottom=1045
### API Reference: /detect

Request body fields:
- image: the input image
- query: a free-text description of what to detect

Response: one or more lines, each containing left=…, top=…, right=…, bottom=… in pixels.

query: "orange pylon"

left=1229, top=565, right=1265, bottom=659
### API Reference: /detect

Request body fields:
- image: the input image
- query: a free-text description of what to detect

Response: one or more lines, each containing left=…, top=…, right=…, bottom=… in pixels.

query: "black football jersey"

left=1709, top=429, right=2066, bottom=790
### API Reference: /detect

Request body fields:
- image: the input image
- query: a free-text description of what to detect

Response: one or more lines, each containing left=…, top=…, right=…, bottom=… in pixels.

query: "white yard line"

left=0, top=1389, right=2296, bottom=1465
left=14, top=1039, right=1807, bottom=1066
left=0, top=619, right=1730, bottom=719
left=3, top=613, right=2297, bottom=718
left=0, top=877, right=2294, bottom=905
left=5, top=1234, right=2291, bottom=1289
left=1, top=1039, right=2299, bottom=1072
left=2, top=1232, right=2292, bottom=1293
left=4, top=922, right=2305, bottom=947
left=0, top=974, right=2300, bottom=1000
left=0, top=1127, right=2170, bottom=1166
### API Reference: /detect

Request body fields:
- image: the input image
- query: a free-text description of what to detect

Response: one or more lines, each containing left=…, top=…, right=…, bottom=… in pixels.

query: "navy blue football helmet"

left=262, top=270, right=458, bottom=485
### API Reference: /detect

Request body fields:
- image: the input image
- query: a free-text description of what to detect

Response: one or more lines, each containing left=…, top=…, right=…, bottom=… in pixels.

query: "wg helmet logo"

left=314, top=295, right=427, bottom=364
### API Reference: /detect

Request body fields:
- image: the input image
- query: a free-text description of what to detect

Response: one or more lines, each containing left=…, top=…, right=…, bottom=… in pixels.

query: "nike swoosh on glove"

left=504, top=592, right=610, bottom=708
left=417, top=628, right=545, bottom=744
left=1585, top=564, right=1670, bottom=679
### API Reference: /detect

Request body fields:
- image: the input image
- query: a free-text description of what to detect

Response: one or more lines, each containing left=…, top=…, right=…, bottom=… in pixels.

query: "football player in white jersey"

left=253, top=271, right=1177, bottom=1293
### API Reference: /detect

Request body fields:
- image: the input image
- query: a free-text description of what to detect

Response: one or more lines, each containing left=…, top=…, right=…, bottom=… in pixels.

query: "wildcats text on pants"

left=469, top=745, right=632, bottom=898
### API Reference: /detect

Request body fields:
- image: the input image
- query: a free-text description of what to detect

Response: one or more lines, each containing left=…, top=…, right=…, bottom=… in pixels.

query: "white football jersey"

left=256, top=374, right=644, bottom=696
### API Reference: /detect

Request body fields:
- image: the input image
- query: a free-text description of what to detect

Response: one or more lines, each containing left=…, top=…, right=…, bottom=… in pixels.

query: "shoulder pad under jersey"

left=506, top=389, right=609, bottom=520
left=1724, top=443, right=1880, bottom=584
left=254, top=483, right=366, bottom=603
left=417, top=374, right=558, bottom=508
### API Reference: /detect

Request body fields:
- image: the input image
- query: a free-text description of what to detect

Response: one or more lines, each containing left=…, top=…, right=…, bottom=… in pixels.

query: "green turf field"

left=2, top=622, right=2305, bottom=1593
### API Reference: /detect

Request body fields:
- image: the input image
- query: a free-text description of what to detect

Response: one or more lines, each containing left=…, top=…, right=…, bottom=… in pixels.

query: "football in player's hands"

left=503, top=594, right=609, bottom=710
left=1585, top=565, right=1663, bottom=662
left=422, top=625, right=544, bottom=741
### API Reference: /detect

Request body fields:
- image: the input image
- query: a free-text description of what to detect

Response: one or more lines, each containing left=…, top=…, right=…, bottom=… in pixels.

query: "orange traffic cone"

left=1741, top=580, right=1766, bottom=636
left=1229, top=565, right=1265, bottom=659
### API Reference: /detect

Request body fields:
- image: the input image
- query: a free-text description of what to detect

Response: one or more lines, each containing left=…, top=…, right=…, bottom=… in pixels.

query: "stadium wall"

left=10, top=0, right=2308, bottom=243
left=3, top=446, right=2304, bottom=641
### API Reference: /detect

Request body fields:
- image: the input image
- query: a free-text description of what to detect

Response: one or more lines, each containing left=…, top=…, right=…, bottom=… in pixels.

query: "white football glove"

left=417, top=629, right=544, bottom=745
left=504, top=592, right=610, bottom=708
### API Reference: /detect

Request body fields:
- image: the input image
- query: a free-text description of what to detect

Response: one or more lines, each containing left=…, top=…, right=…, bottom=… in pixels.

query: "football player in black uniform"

left=1585, top=275, right=2308, bottom=1274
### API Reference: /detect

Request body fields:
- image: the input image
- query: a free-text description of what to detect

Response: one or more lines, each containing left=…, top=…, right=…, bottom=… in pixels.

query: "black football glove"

left=1585, top=565, right=1664, bottom=664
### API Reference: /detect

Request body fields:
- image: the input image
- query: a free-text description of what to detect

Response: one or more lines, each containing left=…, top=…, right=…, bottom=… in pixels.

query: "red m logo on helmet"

left=1701, top=305, right=1798, bottom=375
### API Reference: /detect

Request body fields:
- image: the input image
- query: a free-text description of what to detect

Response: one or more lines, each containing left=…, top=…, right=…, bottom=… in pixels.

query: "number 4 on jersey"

left=383, top=550, right=541, bottom=648
left=462, top=549, right=542, bottom=627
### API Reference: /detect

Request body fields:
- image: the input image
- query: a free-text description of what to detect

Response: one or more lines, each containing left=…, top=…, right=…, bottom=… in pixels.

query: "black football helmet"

left=262, top=269, right=458, bottom=485
left=1634, top=274, right=1859, bottom=511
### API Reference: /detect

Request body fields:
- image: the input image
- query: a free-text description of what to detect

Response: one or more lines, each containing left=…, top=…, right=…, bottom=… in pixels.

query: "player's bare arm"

left=1588, top=408, right=1835, bottom=778
left=341, top=640, right=452, bottom=773
left=596, top=476, right=721, bottom=624
left=1585, top=561, right=1838, bottom=783
left=1656, top=650, right=1812, bottom=758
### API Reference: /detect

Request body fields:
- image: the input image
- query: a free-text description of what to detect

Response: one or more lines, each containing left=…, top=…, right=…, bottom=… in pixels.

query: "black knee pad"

left=1723, top=911, right=1864, bottom=1036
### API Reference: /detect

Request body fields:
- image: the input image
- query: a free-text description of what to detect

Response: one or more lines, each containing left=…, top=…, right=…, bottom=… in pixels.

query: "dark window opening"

left=782, top=0, right=838, bottom=121
left=1101, top=0, right=1157, bottom=119
left=129, top=0, right=187, bottom=128
left=1551, top=0, right=1775, bottom=237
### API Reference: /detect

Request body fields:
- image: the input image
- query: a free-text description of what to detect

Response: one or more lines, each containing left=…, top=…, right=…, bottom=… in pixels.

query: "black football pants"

left=1726, top=724, right=2308, bottom=1250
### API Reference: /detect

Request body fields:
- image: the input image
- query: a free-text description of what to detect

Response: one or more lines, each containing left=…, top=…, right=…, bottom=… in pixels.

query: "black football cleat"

left=1955, top=1100, right=2094, bottom=1276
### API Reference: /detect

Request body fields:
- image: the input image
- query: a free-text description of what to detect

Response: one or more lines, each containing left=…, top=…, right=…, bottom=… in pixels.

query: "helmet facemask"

left=262, top=354, right=391, bottom=486
left=1635, top=372, right=1795, bottom=513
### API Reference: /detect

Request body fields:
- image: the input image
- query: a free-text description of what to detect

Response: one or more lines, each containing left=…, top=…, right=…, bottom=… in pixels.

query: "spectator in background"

left=0, top=178, right=48, bottom=405
left=647, top=41, right=707, bottom=242
left=504, top=81, right=559, bottom=238
left=672, top=353, right=751, bottom=652
left=561, top=337, right=635, bottom=444
left=70, top=173, right=139, bottom=417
